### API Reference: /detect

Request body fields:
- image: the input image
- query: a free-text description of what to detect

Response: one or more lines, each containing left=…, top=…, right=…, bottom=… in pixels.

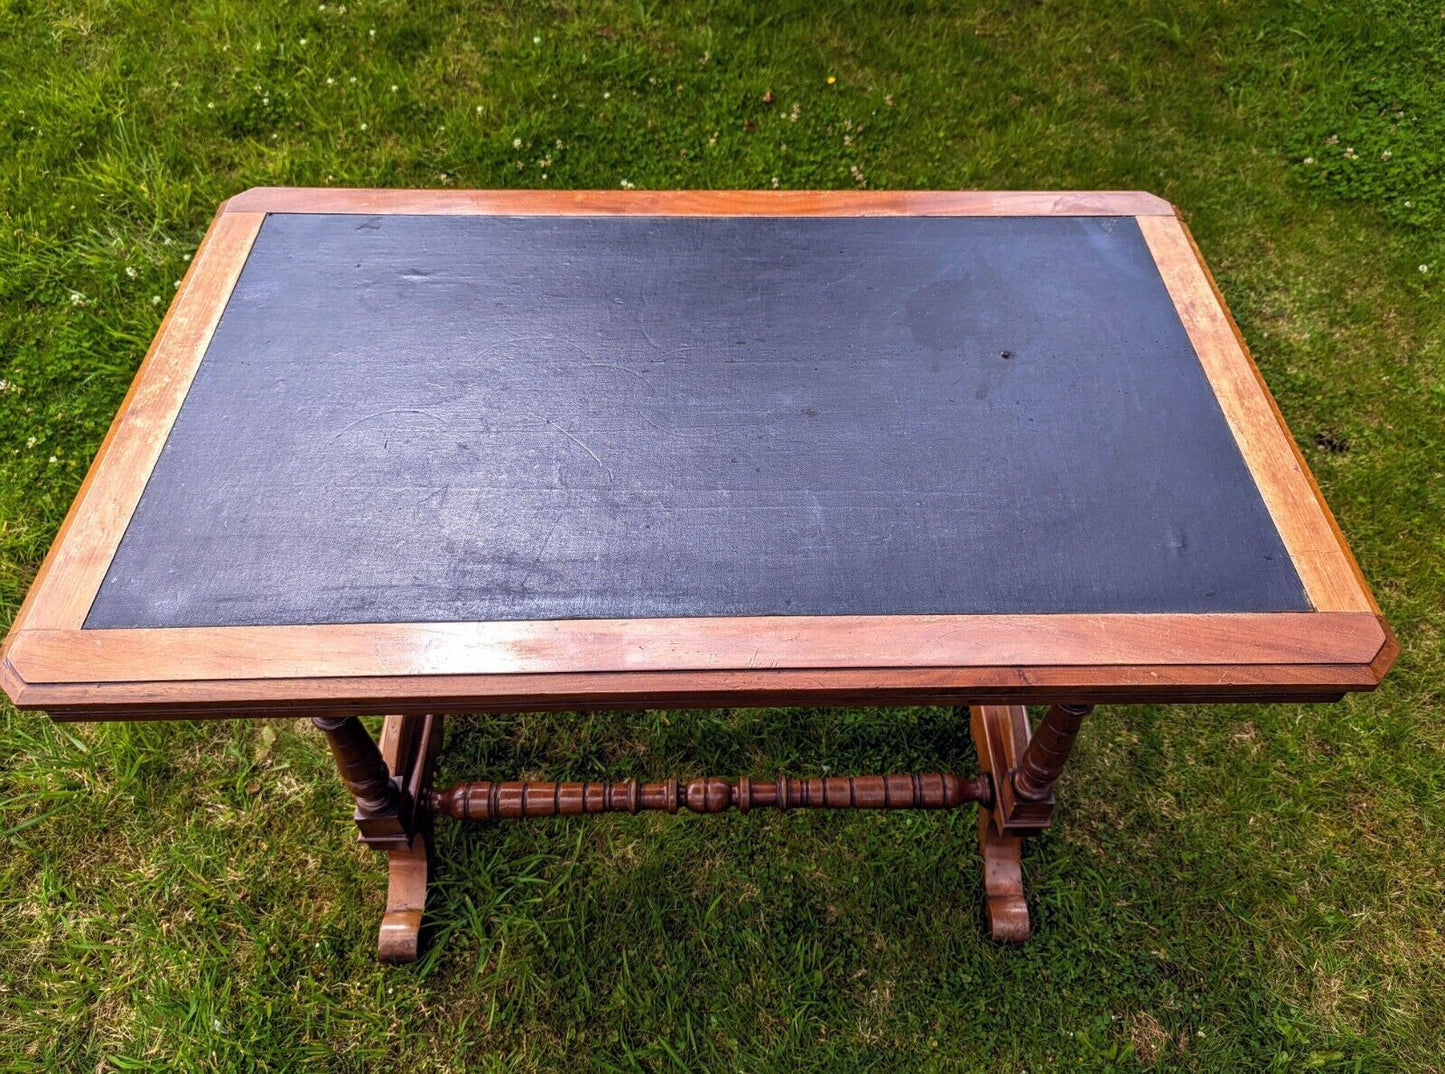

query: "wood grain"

left=223, top=187, right=1177, bottom=217
left=5, top=612, right=1386, bottom=684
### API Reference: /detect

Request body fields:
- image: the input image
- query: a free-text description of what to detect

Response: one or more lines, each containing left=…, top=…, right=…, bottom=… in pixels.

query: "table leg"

left=964, top=703, right=1093, bottom=943
left=378, top=827, right=431, bottom=962
left=376, top=713, right=443, bottom=963
left=313, top=713, right=443, bottom=963
left=311, top=715, right=409, bottom=844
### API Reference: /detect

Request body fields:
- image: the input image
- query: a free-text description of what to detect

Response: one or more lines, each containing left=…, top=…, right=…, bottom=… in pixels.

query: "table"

left=0, top=189, right=1396, bottom=962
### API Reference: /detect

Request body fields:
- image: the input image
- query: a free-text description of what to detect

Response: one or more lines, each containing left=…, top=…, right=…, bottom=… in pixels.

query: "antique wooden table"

left=0, top=189, right=1395, bottom=962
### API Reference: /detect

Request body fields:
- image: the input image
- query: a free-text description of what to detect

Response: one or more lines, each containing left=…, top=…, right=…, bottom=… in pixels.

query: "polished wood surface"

left=10, top=662, right=1384, bottom=723
left=4, top=611, right=1387, bottom=681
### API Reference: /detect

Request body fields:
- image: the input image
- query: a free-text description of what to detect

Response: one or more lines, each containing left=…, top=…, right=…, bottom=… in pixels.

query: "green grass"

left=2, top=0, right=1443, bottom=1068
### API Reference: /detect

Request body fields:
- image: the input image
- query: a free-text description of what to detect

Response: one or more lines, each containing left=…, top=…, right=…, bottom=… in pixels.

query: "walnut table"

left=0, top=189, right=1396, bottom=962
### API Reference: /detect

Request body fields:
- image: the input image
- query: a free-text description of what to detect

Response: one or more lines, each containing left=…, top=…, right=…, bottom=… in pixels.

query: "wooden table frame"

left=0, top=189, right=1396, bottom=961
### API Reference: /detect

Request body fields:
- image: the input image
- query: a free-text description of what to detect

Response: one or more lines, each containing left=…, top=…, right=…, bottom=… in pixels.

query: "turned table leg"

left=313, top=713, right=443, bottom=963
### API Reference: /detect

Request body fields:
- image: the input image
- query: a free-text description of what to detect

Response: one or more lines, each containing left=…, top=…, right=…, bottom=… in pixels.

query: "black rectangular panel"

left=86, top=213, right=1308, bottom=628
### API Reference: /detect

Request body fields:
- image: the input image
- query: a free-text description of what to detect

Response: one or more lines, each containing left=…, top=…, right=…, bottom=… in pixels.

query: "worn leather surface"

left=86, top=213, right=1308, bottom=628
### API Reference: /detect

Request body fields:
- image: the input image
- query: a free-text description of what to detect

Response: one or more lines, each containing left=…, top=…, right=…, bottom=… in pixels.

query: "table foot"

left=978, top=810, right=1029, bottom=943
left=378, top=830, right=430, bottom=963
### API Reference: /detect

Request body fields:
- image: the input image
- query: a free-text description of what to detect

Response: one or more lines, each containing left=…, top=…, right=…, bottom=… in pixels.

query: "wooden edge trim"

left=222, top=187, right=1177, bottom=217
left=7, top=210, right=266, bottom=634
left=14, top=662, right=1380, bottom=720
left=1370, top=615, right=1400, bottom=679
left=0, top=647, right=27, bottom=710
left=1137, top=214, right=1378, bottom=614
left=3, top=613, right=1386, bottom=688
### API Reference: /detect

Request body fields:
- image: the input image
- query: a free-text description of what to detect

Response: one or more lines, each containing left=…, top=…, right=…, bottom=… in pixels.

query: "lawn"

left=1, top=0, right=1443, bottom=1069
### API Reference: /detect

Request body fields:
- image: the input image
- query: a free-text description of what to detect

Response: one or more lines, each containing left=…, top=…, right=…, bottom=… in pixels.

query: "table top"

left=0, top=190, right=1394, bottom=718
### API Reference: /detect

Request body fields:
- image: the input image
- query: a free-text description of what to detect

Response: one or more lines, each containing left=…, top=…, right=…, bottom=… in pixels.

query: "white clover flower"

left=69, top=291, right=84, bottom=305
left=152, top=295, right=162, bottom=305
left=49, top=455, right=57, bottom=464
left=771, top=176, right=780, bottom=188
left=620, top=179, right=635, bottom=189
left=391, top=85, right=399, bottom=92
left=300, top=37, right=307, bottom=45
left=360, top=122, right=368, bottom=130
left=1303, top=157, right=1314, bottom=165
left=1420, top=264, right=1429, bottom=274
left=326, top=77, right=334, bottom=85
left=533, top=35, right=541, bottom=44
left=603, top=91, right=610, bottom=99
left=513, top=137, right=522, bottom=148
left=125, top=266, right=137, bottom=278
left=26, top=436, right=37, bottom=448
left=1381, top=150, right=1392, bottom=161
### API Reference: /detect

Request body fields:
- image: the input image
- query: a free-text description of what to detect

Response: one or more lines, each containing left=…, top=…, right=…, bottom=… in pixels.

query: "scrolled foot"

left=377, top=832, right=430, bottom=963
left=978, top=810, right=1029, bottom=944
